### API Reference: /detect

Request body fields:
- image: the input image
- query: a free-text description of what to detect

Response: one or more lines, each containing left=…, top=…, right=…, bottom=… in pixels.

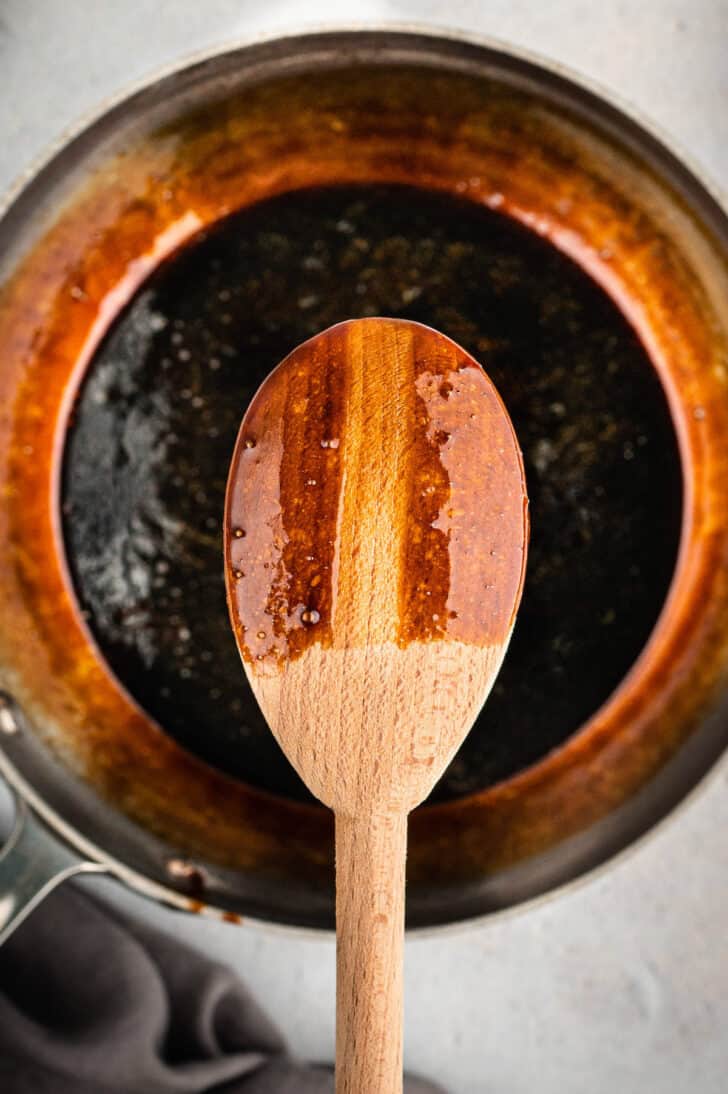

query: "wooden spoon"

left=224, top=317, right=528, bottom=1094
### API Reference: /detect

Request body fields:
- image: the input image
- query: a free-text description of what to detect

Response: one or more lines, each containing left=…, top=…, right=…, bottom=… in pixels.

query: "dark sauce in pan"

left=61, top=184, right=682, bottom=803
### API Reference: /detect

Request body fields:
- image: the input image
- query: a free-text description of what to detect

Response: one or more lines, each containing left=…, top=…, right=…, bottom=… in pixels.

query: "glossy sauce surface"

left=225, top=319, right=527, bottom=667
left=62, top=184, right=682, bottom=802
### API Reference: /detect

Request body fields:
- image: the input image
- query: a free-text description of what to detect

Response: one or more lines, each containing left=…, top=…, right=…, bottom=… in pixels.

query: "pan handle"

left=0, top=789, right=106, bottom=944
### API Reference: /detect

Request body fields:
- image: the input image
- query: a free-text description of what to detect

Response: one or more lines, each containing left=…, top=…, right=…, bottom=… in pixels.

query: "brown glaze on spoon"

left=225, top=318, right=528, bottom=1094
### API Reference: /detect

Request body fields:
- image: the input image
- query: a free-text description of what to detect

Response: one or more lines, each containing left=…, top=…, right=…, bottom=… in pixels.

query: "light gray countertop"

left=1, top=3, right=727, bottom=1092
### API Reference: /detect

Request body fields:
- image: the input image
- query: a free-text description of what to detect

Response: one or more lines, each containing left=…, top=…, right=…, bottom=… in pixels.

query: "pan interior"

left=61, top=182, right=682, bottom=804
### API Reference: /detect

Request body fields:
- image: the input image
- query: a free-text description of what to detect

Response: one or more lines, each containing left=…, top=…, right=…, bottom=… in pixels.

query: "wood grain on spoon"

left=225, top=318, right=528, bottom=1094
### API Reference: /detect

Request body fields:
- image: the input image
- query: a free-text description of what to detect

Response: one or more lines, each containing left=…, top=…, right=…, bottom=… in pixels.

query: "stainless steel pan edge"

left=1, top=26, right=728, bottom=939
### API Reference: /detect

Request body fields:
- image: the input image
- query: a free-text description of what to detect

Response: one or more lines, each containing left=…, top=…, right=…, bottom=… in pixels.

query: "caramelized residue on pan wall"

left=225, top=319, right=527, bottom=665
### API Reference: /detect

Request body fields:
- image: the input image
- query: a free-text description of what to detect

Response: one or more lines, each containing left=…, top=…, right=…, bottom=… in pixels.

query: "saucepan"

left=1, top=29, right=728, bottom=938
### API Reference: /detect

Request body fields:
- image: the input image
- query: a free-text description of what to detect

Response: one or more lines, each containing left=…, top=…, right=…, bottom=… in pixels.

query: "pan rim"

left=1, top=24, right=727, bottom=931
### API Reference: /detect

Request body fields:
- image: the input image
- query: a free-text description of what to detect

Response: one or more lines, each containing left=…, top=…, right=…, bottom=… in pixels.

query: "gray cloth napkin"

left=0, top=885, right=444, bottom=1093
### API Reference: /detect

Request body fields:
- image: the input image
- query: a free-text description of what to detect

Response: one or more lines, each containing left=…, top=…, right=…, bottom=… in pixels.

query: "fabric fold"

left=0, top=885, right=444, bottom=1094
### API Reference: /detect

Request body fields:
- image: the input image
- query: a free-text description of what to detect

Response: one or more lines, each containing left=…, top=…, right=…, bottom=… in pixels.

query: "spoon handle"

left=335, top=810, right=408, bottom=1094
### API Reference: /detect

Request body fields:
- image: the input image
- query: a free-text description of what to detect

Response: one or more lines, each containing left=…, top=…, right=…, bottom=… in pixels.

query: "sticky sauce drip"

left=225, top=319, right=527, bottom=667
left=226, top=333, right=348, bottom=664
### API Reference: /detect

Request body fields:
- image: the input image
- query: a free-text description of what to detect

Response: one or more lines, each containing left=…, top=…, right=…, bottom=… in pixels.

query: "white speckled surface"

left=1, top=3, right=728, bottom=1091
